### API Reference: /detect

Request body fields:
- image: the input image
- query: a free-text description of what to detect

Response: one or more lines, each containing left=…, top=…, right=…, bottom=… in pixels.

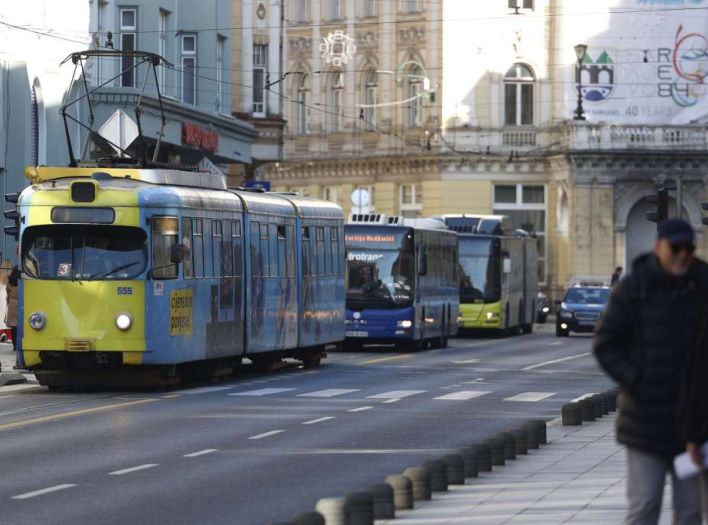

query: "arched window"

left=363, top=69, right=377, bottom=131
left=504, top=63, right=534, bottom=126
left=330, top=71, right=344, bottom=132
left=405, top=64, right=424, bottom=128
left=296, top=73, right=309, bottom=134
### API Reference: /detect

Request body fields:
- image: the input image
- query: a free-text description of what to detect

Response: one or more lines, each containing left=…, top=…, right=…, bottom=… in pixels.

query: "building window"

left=120, top=8, right=137, bottom=88
left=253, top=44, right=268, bottom=116
left=181, top=33, right=197, bottom=105
left=399, top=183, right=422, bottom=218
left=362, top=0, right=375, bottom=17
left=296, top=73, right=309, bottom=134
left=400, top=0, right=421, bottom=13
left=364, top=70, right=377, bottom=130
left=216, top=36, right=225, bottom=113
left=508, top=0, right=534, bottom=10
left=330, top=71, right=344, bottom=132
left=405, top=64, right=424, bottom=128
left=158, top=9, right=169, bottom=92
left=504, top=63, right=534, bottom=126
left=329, top=0, right=342, bottom=20
left=293, top=0, right=308, bottom=22
left=323, top=186, right=340, bottom=204
left=493, top=183, right=547, bottom=283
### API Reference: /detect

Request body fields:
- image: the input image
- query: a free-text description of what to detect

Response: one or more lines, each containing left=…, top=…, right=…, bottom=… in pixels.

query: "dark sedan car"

left=556, top=285, right=611, bottom=337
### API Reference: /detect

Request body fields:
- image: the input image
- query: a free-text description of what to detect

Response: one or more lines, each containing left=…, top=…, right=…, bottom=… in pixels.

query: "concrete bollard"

left=500, top=432, right=517, bottom=460
left=580, top=398, right=597, bottom=422
left=441, top=454, right=466, bottom=485
left=345, top=492, right=374, bottom=525
left=485, top=436, right=506, bottom=466
left=315, top=497, right=348, bottom=525
left=606, top=390, right=617, bottom=412
left=403, top=467, right=432, bottom=501
left=600, top=393, right=612, bottom=414
left=365, top=483, right=395, bottom=520
left=293, top=512, right=325, bottom=525
left=470, top=443, right=492, bottom=472
left=512, top=428, right=528, bottom=455
left=590, top=394, right=604, bottom=418
left=385, top=474, right=413, bottom=510
left=533, top=419, right=548, bottom=445
left=523, top=421, right=540, bottom=449
left=455, top=447, right=479, bottom=478
left=422, top=459, right=448, bottom=492
left=561, top=402, right=582, bottom=426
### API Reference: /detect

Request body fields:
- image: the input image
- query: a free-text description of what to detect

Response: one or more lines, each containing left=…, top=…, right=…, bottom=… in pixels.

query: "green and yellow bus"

left=437, top=215, right=538, bottom=335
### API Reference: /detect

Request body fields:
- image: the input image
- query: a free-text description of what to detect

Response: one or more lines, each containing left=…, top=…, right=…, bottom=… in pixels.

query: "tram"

left=14, top=167, right=344, bottom=387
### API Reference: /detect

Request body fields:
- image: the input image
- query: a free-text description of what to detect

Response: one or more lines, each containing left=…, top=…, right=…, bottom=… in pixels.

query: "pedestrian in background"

left=594, top=219, right=708, bottom=525
left=611, top=266, right=623, bottom=289
left=6, top=265, right=18, bottom=351
left=678, top=309, right=708, bottom=520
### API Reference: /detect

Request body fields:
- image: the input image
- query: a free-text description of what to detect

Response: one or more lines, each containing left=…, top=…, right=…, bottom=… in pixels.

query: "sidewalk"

left=0, top=343, right=34, bottom=386
left=378, top=414, right=675, bottom=525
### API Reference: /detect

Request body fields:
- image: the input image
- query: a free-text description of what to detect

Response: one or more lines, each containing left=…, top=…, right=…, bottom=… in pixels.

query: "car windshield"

left=564, top=287, right=610, bottom=305
left=346, top=249, right=415, bottom=309
left=22, top=225, right=148, bottom=280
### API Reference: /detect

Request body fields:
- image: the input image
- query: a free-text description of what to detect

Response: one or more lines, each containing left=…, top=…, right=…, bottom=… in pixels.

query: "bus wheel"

left=302, top=353, right=322, bottom=369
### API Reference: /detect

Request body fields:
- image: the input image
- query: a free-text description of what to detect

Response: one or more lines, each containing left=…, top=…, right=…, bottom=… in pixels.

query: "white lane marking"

left=171, top=386, right=236, bottom=395
left=348, top=406, right=373, bottom=413
left=303, top=416, right=335, bottom=425
left=297, top=389, right=359, bottom=398
left=12, top=484, right=77, bottom=500
left=383, top=398, right=400, bottom=404
left=229, top=388, right=296, bottom=397
left=367, top=390, right=426, bottom=399
left=452, top=359, right=480, bottom=364
left=434, top=390, right=492, bottom=401
left=248, top=430, right=285, bottom=440
left=572, top=392, right=597, bottom=402
left=504, top=392, right=556, bottom=402
left=521, top=352, right=591, bottom=371
left=548, top=341, right=562, bottom=346
left=108, top=464, right=159, bottom=476
left=183, top=449, right=218, bottom=458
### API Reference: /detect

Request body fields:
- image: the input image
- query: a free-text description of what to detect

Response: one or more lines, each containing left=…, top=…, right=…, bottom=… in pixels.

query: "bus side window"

left=182, top=217, right=193, bottom=279
left=232, top=220, right=243, bottom=277
left=192, top=218, right=204, bottom=278
left=302, top=226, right=311, bottom=278
left=286, top=225, right=295, bottom=277
left=212, top=220, right=222, bottom=278
left=151, top=217, right=178, bottom=279
left=250, top=221, right=261, bottom=277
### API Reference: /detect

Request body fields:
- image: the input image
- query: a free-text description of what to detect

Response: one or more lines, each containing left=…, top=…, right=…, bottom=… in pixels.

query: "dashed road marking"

left=572, top=393, right=597, bottom=402
left=434, top=390, right=492, bottom=401
left=360, top=354, right=412, bottom=365
left=348, top=406, right=373, bottom=413
left=451, top=359, right=480, bottom=364
left=367, top=390, right=426, bottom=399
left=229, top=388, right=296, bottom=397
left=297, top=389, right=359, bottom=398
left=12, top=484, right=77, bottom=500
left=303, top=417, right=335, bottom=425
left=108, top=464, right=159, bottom=476
left=504, top=392, right=556, bottom=402
left=382, top=398, right=400, bottom=404
left=249, top=430, right=286, bottom=440
left=521, top=352, right=591, bottom=371
left=183, top=449, right=218, bottom=458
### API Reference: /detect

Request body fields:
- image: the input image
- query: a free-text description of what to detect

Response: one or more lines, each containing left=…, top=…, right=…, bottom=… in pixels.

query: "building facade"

left=268, top=0, right=708, bottom=298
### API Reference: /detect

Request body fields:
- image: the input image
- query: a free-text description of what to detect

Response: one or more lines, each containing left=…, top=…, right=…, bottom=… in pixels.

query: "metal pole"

left=677, top=178, right=683, bottom=220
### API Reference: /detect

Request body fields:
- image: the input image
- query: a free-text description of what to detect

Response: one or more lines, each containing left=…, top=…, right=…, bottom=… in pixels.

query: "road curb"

left=0, top=371, right=27, bottom=387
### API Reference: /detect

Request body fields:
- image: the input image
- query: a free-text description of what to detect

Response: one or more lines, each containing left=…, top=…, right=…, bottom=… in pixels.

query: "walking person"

left=6, top=265, right=18, bottom=353
left=611, top=266, right=623, bottom=289
left=594, top=219, right=708, bottom=525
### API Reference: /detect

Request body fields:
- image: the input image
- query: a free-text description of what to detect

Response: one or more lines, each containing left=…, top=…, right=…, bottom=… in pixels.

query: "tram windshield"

left=22, top=225, right=148, bottom=280
left=458, top=237, right=501, bottom=304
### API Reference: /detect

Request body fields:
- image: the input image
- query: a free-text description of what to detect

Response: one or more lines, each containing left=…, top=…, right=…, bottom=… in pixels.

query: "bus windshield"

left=22, top=225, right=148, bottom=280
left=345, top=228, right=415, bottom=309
left=458, top=237, right=501, bottom=303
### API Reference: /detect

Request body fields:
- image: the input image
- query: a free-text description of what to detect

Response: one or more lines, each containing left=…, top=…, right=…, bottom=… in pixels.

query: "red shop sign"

left=181, top=122, right=219, bottom=153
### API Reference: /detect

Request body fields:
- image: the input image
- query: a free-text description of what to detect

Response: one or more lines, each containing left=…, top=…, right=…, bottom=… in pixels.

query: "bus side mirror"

left=418, top=248, right=428, bottom=276
left=170, top=243, right=186, bottom=264
left=503, top=257, right=512, bottom=274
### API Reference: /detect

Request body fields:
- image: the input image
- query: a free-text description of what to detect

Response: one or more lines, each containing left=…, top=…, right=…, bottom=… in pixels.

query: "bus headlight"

left=115, top=313, right=133, bottom=331
left=397, top=320, right=413, bottom=328
left=486, top=312, right=500, bottom=320
left=28, top=311, right=46, bottom=330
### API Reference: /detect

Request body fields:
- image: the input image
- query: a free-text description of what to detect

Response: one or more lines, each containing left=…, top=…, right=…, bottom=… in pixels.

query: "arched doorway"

left=624, top=197, right=685, bottom=267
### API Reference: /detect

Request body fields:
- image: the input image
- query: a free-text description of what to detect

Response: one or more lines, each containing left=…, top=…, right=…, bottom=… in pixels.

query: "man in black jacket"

left=594, top=219, right=708, bottom=525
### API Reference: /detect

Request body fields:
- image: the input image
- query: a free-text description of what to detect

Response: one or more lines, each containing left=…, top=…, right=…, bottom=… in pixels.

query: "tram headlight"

left=397, top=320, right=413, bottom=328
left=115, top=312, right=133, bottom=331
left=486, top=312, right=500, bottom=320
left=28, top=311, right=46, bottom=330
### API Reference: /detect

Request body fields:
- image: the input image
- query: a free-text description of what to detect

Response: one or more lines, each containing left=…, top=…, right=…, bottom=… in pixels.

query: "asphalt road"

left=0, top=327, right=612, bottom=525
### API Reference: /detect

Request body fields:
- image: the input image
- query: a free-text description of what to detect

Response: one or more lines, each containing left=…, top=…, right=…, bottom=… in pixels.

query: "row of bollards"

left=561, top=388, right=618, bottom=426
left=267, top=418, right=548, bottom=525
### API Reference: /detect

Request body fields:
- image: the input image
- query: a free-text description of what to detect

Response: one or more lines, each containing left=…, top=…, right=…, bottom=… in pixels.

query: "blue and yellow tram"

left=14, top=166, right=344, bottom=387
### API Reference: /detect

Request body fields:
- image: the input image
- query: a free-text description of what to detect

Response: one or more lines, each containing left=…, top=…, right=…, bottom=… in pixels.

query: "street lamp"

left=574, top=43, right=588, bottom=121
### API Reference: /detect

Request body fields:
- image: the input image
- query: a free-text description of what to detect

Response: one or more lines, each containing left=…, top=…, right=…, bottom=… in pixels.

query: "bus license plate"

left=345, top=331, right=368, bottom=338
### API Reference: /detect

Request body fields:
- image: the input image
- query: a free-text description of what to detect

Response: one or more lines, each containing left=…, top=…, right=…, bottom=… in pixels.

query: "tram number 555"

left=117, top=287, right=133, bottom=296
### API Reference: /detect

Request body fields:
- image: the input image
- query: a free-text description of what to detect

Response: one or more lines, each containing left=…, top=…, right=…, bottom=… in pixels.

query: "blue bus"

left=344, top=214, right=459, bottom=350
left=16, top=167, right=344, bottom=388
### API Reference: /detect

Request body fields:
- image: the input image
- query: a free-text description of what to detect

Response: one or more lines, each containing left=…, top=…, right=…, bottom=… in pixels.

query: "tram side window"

left=330, top=227, right=340, bottom=275
left=268, top=223, right=278, bottom=277
left=222, top=220, right=233, bottom=277
left=277, top=225, right=287, bottom=277
left=212, top=220, right=222, bottom=278
left=203, top=220, right=213, bottom=278
left=316, top=227, right=325, bottom=276
left=250, top=221, right=262, bottom=276
left=191, top=218, right=204, bottom=278
left=182, top=218, right=193, bottom=278
left=286, top=225, right=295, bottom=277
left=302, top=226, right=311, bottom=277
left=260, top=223, right=271, bottom=277
left=151, top=217, right=178, bottom=279
left=232, top=220, right=243, bottom=277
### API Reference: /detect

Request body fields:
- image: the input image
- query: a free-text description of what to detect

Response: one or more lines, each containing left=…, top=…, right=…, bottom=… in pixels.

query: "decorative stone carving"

left=356, top=32, right=378, bottom=50
left=399, top=26, right=425, bottom=43
left=289, top=37, right=313, bottom=57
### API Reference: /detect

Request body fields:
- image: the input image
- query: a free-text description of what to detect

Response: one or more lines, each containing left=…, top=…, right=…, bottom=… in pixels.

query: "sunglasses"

left=670, top=242, right=695, bottom=255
